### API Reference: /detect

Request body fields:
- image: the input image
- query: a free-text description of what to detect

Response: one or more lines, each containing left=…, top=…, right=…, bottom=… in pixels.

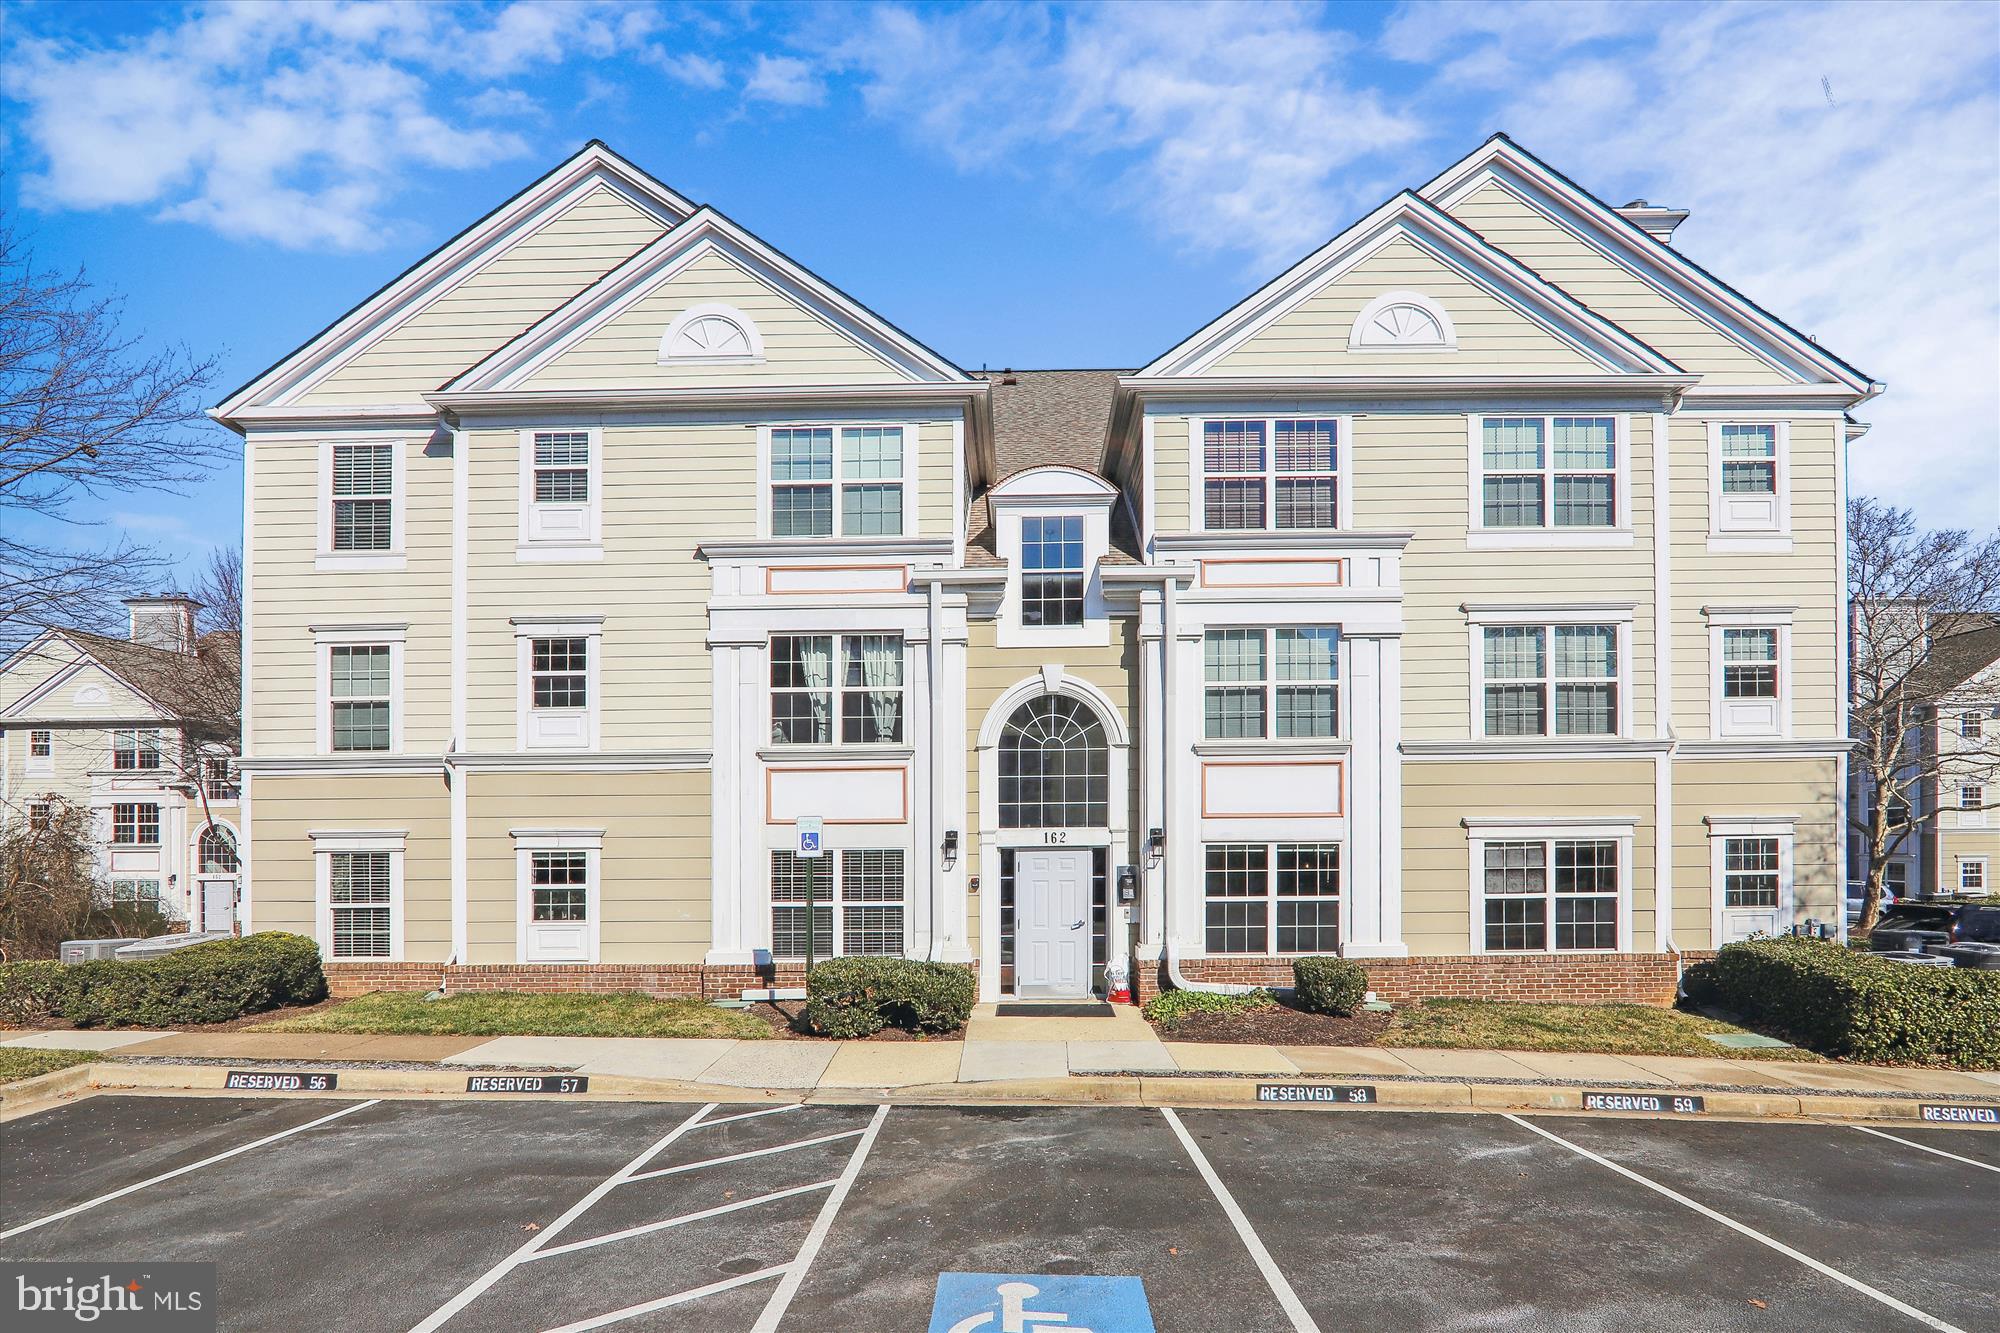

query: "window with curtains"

left=1481, top=624, right=1618, bottom=737
left=1202, top=628, right=1339, bottom=739
left=769, top=635, right=904, bottom=745
left=769, top=848, right=905, bottom=957
left=328, top=850, right=392, bottom=958
left=1200, top=418, right=1340, bottom=531
left=1020, top=516, right=1086, bottom=627
left=112, top=729, right=163, bottom=770
left=330, top=645, right=393, bottom=751
left=768, top=425, right=904, bottom=537
left=998, top=695, right=1108, bottom=828
left=331, top=443, right=394, bottom=550
left=1202, top=843, right=1342, bottom=954
left=1719, top=424, right=1777, bottom=494
left=112, top=803, right=159, bottom=846
left=1479, top=838, right=1620, bottom=952
left=1479, top=417, right=1617, bottom=529
left=1722, top=837, right=1780, bottom=908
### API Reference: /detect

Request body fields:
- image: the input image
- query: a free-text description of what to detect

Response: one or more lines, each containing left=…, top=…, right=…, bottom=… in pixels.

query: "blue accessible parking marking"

left=929, top=1273, right=1156, bottom=1333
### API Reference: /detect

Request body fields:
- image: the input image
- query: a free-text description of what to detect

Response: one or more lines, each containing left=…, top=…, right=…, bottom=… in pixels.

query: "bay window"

left=769, top=635, right=904, bottom=745
left=768, top=425, right=904, bottom=537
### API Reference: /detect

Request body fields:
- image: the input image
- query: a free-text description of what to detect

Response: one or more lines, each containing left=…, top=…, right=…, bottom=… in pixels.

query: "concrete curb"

left=32, top=1060, right=1997, bottom=1128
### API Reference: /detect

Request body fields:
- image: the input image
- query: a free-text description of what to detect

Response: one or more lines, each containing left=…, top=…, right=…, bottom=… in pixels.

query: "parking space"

left=2, top=1093, right=1994, bottom=1332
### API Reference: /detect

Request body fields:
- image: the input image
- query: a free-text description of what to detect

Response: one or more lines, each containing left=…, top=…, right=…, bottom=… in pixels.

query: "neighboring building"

left=212, top=136, right=1879, bottom=1004
left=0, top=597, right=243, bottom=931
left=1908, top=617, right=1999, bottom=897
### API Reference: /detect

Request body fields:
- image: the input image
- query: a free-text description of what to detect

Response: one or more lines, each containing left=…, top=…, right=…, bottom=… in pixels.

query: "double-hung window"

left=112, top=802, right=160, bottom=846
left=1202, top=628, right=1339, bottom=739
left=27, top=730, right=52, bottom=774
left=532, top=433, right=589, bottom=504
left=1721, top=629, right=1779, bottom=700
left=1021, top=516, right=1086, bottom=627
left=111, top=879, right=161, bottom=907
left=1478, top=417, right=1617, bottom=530
left=330, top=443, right=394, bottom=551
left=1200, top=418, right=1341, bottom=531
left=768, top=425, right=904, bottom=537
left=530, top=851, right=588, bottom=923
left=769, top=848, right=906, bottom=957
left=1962, top=713, right=1986, bottom=740
left=1722, top=837, right=1781, bottom=908
left=329, top=646, right=392, bottom=752
left=1962, top=859, right=1989, bottom=893
left=328, top=850, right=393, bottom=959
left=1961, top=784, right=1987, bottom=828
left=1201, top=843, right=1342, bottom=954
left=1481, top=624, right=1619, bottom=738
left=111, top=729, right=163, bottom=771
left=1479, top=838, right=1620, bottom=952
left=1709, top=421, right=1788, bottom=539
left=1719, top=424, right=1777, bottom=495
left=769, top=635, right=904, bottom=745
left=531, top=638, right=589, bottom=710
left=521, top=430, right=597, bottom=549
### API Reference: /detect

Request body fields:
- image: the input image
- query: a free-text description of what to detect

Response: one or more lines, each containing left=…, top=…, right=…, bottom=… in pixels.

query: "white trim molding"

left=312, top=624, right=407, bottom=757
left=658, top=302, right=765, bottom=364
left=1461, top=817, right=1638, bottom=956
left=1704, top=814, right=1798, bottom=944
left=309, top=828, right=407, bottom=963
left=1348, top=290, right=1458, bottom=351
left=1703, top=605, right=1795, bottom=741
left=516, top=425, right=604, bottom=561
left=512, top=827, right=605, bottom=964
left=511, top=615, right=604, bottom=753
left=1705, top=419, right=1793, bottom=551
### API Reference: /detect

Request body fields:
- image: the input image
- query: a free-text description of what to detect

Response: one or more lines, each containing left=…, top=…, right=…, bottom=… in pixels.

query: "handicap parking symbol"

left=929, top=1273, right=1156, bottom=1333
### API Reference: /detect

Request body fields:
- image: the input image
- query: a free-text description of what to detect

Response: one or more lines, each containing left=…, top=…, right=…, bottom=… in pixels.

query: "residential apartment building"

left=213, top=136, right=1879, bottom=1003
left=0, top=597, right=243, bottom=932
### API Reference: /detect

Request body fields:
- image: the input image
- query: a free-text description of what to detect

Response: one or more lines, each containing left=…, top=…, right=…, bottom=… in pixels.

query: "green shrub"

left=1292, top=956, right=1368, bottom=1016
left=1142, top=987, right=1274, bottom=1031
left=1701, top=936, right=2000, bottom=1069
left=56, top=933, right=328, bottom=1028
left=0, top=960, right=74, bottom=1025
left=802, top=957, right=976, bottom=1037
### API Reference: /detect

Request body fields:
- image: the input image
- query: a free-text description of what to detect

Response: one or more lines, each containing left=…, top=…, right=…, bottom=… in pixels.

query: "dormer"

left=989, top=466, right=1118, bottom=649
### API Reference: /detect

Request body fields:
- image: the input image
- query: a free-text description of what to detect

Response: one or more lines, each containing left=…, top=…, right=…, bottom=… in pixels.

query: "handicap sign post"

left=795, top=817, right=824, bottom=970
left=929, top=1273, right=1155, bottom=1333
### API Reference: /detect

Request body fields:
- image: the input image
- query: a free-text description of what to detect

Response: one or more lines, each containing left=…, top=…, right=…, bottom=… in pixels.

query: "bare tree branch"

left=195, top=546, right=241, bottom=635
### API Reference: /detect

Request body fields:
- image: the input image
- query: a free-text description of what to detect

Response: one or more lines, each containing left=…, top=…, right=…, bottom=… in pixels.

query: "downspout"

left=1161, top=568, right=1257, bottom=995
left=927, top=575, right=945, bottom=961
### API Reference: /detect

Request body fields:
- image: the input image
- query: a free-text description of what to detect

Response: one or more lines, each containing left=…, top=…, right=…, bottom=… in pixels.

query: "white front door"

left=200, top=878, right=236, bottom=934
left=1014, top=848, right=1092, bottom=998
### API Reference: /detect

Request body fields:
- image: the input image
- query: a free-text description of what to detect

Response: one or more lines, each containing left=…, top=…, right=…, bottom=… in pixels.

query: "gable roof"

left=1419, top=134, right=1880, bottom=397
left=1913, top=615, right=2000, bottom=701
left=1137, top=190, right=1683, bottom=380
left=213, top=141, right=695, bottom=422
left=434, top=205, right=973, bottom=396
left=964, top=370, right=1137, bottom=565
left=0, top=628, right=240, bottom=729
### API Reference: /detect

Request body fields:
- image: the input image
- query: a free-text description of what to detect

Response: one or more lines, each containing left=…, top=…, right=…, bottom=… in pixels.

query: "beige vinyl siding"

left=464, top=770, right=711, bottom=965
left=5, top=721, right=122, bottom=811
left=1939, top=826, right=2000, bottom=894
left=1, top=649, right=158, bottom=722
left=1207, top=237, right=1602, bottom=377
left=1670, top=415, right=1842, bottom=738
left=1444, top=183, right=1788, bottom=386
left=300, top=187, right=667, bottom=407
left=917, top=420, right=956, bottom=538
left=1354, top=412, right=1658, bottom=741
left=248, top=434, right=452, bottom=754
left=1402, top=759, right=1658, bottom=956
left=1150, top=415, right=1192, bottom=536
left=249, top=774, right=452, bottom=959
left=1672, top=758, right=1840, bottom=951
left=524, top=247, right=908, bottom=390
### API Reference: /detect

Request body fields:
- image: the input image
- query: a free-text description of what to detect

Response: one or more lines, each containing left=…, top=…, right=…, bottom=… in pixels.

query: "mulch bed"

left=742, top=1000, right=966, bottom=1043
left=1151, top=1001, right=1392, bottom=1046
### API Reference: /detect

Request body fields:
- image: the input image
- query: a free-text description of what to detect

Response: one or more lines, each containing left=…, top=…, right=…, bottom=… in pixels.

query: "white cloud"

left=1383, top=0, right=2000, bottom=529
left=1, top=0, right=658, bottom=250
left=743, top=54, right=826, bottom=107
left=652, top=50, right=727, bottom=91
left=812, top=2, right=1423, bottom=267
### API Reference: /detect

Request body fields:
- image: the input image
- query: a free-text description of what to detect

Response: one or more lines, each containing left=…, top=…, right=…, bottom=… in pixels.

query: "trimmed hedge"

left=0, top=933, right=327, bottom=1029
left=1292, top=956, right=1368, bottom=1016
left=1684, top=936, right=2000, bottom=1069
left=801, top=957, right=976, bottom=1038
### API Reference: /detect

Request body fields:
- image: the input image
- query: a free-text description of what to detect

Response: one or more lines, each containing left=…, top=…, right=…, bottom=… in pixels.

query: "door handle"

left=1069, top=920, right=1085, bottom=930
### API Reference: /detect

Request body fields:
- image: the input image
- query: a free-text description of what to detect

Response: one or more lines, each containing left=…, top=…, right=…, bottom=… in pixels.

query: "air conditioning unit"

left=60, top=938, right=143, bottom=965
left=113, top=931, right=232, bottom=960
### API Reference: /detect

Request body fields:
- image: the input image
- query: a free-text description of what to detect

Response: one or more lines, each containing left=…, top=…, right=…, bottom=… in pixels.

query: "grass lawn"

left=251, top=991, right=772, bottom=1039
left=0, top=1047, right=97, bottom=1085
left=1379, top=999, right=1820, bottom=1061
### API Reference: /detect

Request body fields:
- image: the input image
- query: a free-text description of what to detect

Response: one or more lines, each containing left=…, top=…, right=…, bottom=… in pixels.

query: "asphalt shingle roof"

left=966, top=369, right=1133, bottom=564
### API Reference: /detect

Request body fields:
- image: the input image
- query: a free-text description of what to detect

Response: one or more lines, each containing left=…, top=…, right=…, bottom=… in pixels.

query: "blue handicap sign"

left=800, top=831, right=821, bottom=852
left=929, top=1273, right=1155, bottom=1333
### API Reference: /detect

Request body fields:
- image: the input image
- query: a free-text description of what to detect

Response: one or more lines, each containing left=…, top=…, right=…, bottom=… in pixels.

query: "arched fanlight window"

left=1348, top=290, right=1456, bottom=350
left=658, top=302, right=765, bottom=363
left=998, top=695, right=1108, bottom=828
left=199, top=826, right=239, bottom=874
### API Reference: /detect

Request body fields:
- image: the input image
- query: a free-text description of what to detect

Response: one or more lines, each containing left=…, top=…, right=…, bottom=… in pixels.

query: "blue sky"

left=4, top=0, right=1996, bottom=583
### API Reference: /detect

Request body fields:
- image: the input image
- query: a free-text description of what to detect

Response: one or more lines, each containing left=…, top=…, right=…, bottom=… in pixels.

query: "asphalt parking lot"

left=3, top=1093, right=1996, bottom=1332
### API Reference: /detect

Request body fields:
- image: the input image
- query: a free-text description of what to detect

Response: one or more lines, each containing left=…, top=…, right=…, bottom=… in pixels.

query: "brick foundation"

left=323, top=961, right=817, bottom=1001
left=1133, top=951, right=1686, bottom=1006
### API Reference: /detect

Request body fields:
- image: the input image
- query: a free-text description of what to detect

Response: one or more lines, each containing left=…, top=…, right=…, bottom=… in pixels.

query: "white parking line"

left=1849, top=1124, right=2000, bottom=1174
left=623, top=1127, right=867, bottom=1182
left=1161, top=1107, right=1321, bottom=1333
left=409, top=1102, right=718, bottom=1333
left=1, top=1099, right=382, bottom=1241
left=1502, top=1114, right=1965, bottom=1332
left=749, top=1102, right=890, bottom=1333
left=523, top=1179, right=839, bottom=1261
left=697, top=1103, right=803, bottom=1129
left=539, top=1266, right=790, bottom=1333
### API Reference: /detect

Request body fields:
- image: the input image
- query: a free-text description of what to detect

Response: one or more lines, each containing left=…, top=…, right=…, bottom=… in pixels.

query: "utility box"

left=60, top=938, right=142, bottom=965
left=113, top=931, right=231, bottom=960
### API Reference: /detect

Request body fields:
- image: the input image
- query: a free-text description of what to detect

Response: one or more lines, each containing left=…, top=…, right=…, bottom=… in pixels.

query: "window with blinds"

left=329, top=850, right=393, bottom=959
left=331, top=444, right=394, bottom=551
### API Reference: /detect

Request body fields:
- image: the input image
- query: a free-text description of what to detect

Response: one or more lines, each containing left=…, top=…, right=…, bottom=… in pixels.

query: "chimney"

left=125, top=595, right=200, bottom=654
left=1614, top=198, right=1690, bottom=245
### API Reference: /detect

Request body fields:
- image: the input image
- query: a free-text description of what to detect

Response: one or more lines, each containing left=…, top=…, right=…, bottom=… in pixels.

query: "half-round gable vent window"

left=658, top=302, right=765, bottom=364
left=1348, top=290, right=1457, bottom=351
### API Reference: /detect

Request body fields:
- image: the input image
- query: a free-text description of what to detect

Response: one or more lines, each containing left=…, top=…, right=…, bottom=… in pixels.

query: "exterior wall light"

left=1147, top=828, right=1165, bottom=864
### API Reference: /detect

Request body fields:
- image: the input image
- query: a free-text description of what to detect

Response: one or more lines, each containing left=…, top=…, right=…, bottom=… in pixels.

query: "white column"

left=705, top=635, right=756, bottom=966
left=938, top=605, right=973, bottom=962
left=1344, top=633, right=1407, bottom=958
left=1136, top=597, right=1165, bottom=959
left=911, top=618, right=935, bottom=958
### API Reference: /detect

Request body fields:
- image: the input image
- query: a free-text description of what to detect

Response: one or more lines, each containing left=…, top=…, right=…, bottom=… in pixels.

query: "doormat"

left=996, top=1003, right=1116, bottom=1018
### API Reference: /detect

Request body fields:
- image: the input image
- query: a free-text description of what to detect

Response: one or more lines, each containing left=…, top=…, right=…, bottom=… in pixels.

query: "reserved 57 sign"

left=465, top=1074, right=588, bottom=1094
